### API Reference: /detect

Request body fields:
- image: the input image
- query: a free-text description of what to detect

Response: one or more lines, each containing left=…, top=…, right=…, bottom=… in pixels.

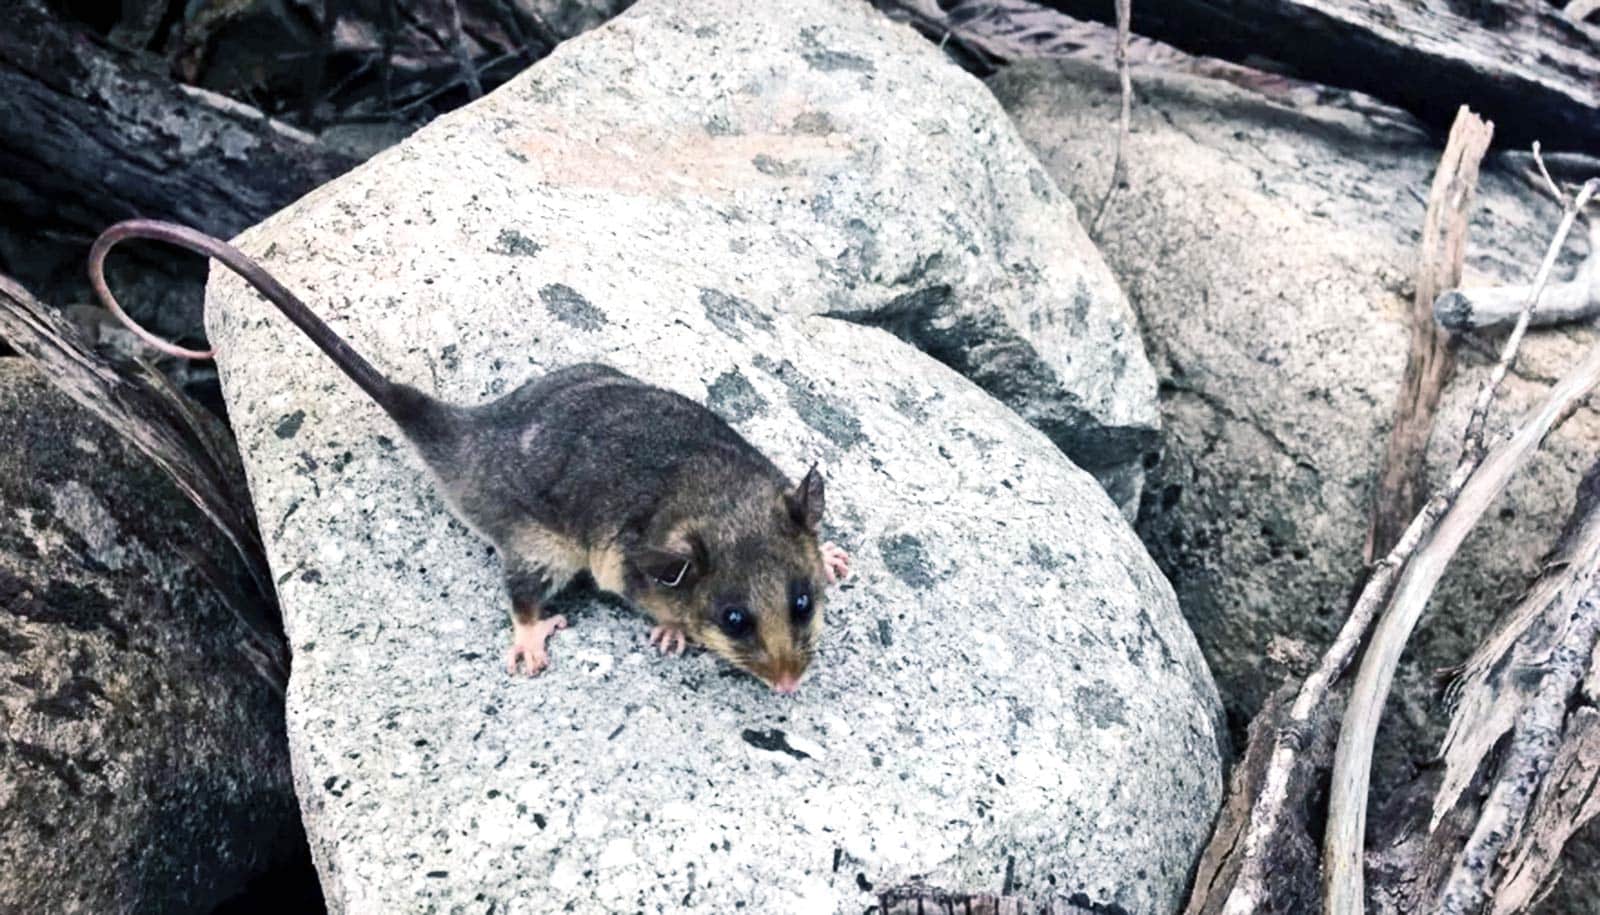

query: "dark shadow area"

left=211, top=830, right=326, bottom=915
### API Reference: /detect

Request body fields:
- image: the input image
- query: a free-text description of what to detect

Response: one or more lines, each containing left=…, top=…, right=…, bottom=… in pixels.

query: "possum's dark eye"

left=790, top=581, right=813, bottom=625
left=718, top=606, right=755, bottom=640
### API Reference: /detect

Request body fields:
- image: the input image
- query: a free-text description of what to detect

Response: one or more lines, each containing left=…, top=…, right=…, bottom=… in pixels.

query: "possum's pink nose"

left=772, top=675, right=800, bottom=695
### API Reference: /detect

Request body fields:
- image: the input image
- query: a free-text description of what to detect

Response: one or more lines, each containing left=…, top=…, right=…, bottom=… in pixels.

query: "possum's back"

left=450, top=364, right=786, bottom=542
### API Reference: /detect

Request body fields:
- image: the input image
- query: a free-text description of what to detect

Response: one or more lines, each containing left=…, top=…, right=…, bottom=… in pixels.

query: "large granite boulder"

left=206, top=1, right=1221, bottom=911
left=0, top=359, right=297, bottom=912
left=990, top=58, right=1600, bottom=911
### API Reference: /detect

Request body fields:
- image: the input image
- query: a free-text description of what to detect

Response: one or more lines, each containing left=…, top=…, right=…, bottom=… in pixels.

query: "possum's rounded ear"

left=787, top=464, right=825, bottom=533
left=633, top=533, right=704, bottom=589
left=636, top=545, right=699, bottom=589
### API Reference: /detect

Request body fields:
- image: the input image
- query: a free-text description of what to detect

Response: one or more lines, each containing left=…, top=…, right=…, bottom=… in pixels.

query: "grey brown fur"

left=405, top=363, right=833, bottom=682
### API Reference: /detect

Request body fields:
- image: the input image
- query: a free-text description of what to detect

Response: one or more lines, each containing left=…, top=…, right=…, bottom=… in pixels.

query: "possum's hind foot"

left=506, top=613, right=568, bottom=676
left=648, top=624, right=690, bottom=657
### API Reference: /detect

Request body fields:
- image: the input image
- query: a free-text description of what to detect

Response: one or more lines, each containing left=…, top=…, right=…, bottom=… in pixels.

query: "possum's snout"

left=632, top=464, right=843, bottom=693
left=693, top=587, right=821, bottom=694
left=746, top=642, right=812, bottom=695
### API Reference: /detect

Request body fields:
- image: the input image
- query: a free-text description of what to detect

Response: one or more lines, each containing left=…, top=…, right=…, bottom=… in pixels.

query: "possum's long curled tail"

left=89, top=219, right=423, bottom=423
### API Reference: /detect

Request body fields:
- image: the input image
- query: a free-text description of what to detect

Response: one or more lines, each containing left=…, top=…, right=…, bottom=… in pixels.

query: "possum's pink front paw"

left=506, top=614, right=568, bottom=676
left=821, top=541, right=851, bottom=585
left=648, top=624, right=689, bottom=657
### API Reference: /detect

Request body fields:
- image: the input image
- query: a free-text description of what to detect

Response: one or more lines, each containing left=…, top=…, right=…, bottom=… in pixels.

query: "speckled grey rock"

left=0, top=360, right=296, bottom=913
left=990, top=58, right=1600, bottom=913
left=205, top=2, right=1220, bottom=912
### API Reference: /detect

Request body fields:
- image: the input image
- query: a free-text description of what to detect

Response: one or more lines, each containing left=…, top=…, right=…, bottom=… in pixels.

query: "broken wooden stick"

left=0, top=0, right=355, bottom=238
left=1433, top=460, right=1600, bottom=833
left=1324, top=177, right=1600, bottom=915
left=1435, top=218, right=1599, bottom=331
left=1035, top=0, right=1600, bottom=151
left=1364, top=106, right=1493, bottom=562
left=1489, top=705, right=1600, bottom=911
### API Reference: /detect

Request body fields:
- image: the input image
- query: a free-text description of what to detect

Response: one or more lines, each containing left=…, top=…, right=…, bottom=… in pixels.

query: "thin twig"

left=1462, top=177, right=1600, bottom=457
left=380, top=0, right=398, bottom=112
left=517, top=5, right=565, bottom=52
left=1323, top=178, right=1600, bottom=915
left=1532, top=142, right=1563, bottom=202
left=392, top=49, right=522, bottom=115
left=1089, top=0, right=1132, bottom=237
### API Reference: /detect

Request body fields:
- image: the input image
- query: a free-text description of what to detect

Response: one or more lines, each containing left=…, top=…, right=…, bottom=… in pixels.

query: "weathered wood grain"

left=1039, top=0, right=1600, bottom=150
left=1365, top=108, right=1493, bottom=560
left=0, top=272, right=276, bottom=637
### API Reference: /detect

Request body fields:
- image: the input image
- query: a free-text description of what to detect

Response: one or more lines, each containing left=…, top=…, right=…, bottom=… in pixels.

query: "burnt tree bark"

left=0, top=269, right=283, bottom=687
left=0, top=0, right=357, bottom=241
left=1038, top=0, right=1600, bottom=151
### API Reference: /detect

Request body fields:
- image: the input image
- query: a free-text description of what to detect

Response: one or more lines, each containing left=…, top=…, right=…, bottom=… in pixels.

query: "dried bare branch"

left=873, top=0, right=1101, bottom=65
left=1324, top=177, right=1600, bottom=915
left=1490, top=706, right=1600, bottom=912
left=1565, top=0, right=1600, bottom=23
left=1461, top=178, right=1600, bottom=456
left=1531, top=142, right=1564, bottom=202
left=1435, top=218, right=1600, bottom=332
left=1434, top=459, right=1600, bottom=831
left=879, top=883, right=1074, bottom=914
left=1032, top=0, right=1600, bottom=151
left=445, top=0, right=484, bottom=100
left=0, top=0, right=356, bottom=238
left=1184, top=682, right=1327, bottom=915
left=1365, top=107, right=1494, bottom=561
left=1186, top=436, right=1480, bottom=914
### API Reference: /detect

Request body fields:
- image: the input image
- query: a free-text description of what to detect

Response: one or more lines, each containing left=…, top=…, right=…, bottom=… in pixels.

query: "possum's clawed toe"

left=648, top=624, right=689, bottom=656
left=821, top=541, right=851, bottom=584
left=506, top=614, right=568, bottom=676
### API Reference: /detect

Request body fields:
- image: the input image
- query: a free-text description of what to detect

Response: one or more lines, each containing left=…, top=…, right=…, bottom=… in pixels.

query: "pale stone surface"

left=207, top=2, right=1219, bottom=912
left=0, top=361, right=296, bottom=912
left=991, top=56, right=1595, bottom=729
left=991, top=57, right=1600, bottom=913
